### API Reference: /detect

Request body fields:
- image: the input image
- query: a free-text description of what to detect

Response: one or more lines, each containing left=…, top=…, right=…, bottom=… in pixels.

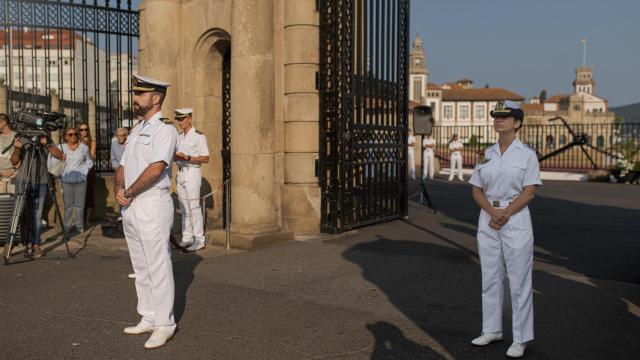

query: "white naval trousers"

left=422, top=149, right=435, bottom=180
left=477, top=204, right=534, bottom=343
left=449, top=153, right=463, bottom=180
left=122, top=190, right=175, bottom=328
left=176, top=167, right=205, bottom=248
left=408, top=148, right=416, bottom=179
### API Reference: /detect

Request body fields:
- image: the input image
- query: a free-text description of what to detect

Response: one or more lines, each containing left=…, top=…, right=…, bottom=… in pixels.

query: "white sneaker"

left=127, top=273, right=136, bottom=279
left=144, top=326, right=174, bottom=349
left=470, top=332, right=503, bottom=346
left=185, top=241, right=205, bottom=252
left=123, top=322, right=155, bottom=335
left=506, top=342, right=526, bottom=358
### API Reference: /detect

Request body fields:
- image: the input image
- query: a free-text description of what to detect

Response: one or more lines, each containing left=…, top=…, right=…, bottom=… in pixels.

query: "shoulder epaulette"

left=161, top=117, right=174, bottom=124
left=195, top=129, right=204, bottom=135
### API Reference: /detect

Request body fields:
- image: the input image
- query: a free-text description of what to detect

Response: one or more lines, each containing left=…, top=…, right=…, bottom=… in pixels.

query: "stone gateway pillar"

left=229, top=0, right=292, bottom=247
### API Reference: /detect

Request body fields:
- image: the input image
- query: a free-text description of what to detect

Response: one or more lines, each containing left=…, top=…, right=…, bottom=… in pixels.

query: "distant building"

left=408, top=35, right=525, bottom=128
left=523, top=67, right=614, bottom=125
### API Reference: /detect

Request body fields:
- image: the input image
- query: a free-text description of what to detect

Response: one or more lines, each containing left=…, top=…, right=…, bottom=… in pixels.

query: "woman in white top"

left=58, top=126, right=94, bottom=233
left=468, top=101, right=541, bottom=358
left=407, top=129, right=416, bottom=180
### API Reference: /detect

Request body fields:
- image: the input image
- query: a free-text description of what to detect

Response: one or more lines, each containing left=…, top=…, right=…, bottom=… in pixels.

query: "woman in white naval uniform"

left=407, top=129, right=416, bottom=179
left=174, top=108, right=210, bottom=252
left=422, top=133, right=436, bottom=180
left=468, top=100, right=541, bottom=358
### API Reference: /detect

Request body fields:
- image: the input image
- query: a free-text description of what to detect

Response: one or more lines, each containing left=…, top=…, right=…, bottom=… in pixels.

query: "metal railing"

left=430, top=123, right=640, bottom=170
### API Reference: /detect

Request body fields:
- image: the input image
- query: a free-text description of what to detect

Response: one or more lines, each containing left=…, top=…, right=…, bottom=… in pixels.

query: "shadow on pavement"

left=343, top=234, right=640, bottom=359
left=172, top=250, right=204, bottom=324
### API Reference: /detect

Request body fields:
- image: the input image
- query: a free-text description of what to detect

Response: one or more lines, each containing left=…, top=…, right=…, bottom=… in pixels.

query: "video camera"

left=10, top=109, right=66, bottom=132
left=2, top=109, right=67, bottom=152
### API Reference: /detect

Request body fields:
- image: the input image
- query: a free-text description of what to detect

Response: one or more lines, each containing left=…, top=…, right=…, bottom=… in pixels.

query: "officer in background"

left=407, top=129, right=416, bottom=180
left=469, top=100, right=541, bottom=358
left=115, top=74, right=178, bottom=349
left=448, top=134, right=464, bottom=181
left=174, top=108, right=210, bottom=252
left=422, top=133, right=436, bottom=180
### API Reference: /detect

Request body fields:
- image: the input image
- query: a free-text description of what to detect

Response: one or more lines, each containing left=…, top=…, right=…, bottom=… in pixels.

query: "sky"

left=409, top=0, right=640, bottom=107
left=124, top=0, right=638, bottom=106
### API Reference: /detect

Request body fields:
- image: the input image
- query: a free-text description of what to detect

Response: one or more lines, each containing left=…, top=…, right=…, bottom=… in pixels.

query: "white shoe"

left=128, top=273, right=136, bottom=279
left=470, top=332, right=503, bottom=346
left=124, top=322, right=155, bottom=335
left=506, top=342, right=526, bottom=358
left=186, top=241, right=205, bottom=252
left=144, top=326, right=174, bottom=349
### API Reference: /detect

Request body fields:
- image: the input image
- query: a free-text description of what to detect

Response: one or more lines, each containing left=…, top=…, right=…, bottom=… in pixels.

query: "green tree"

left=539, top=90, right=547, bottom=102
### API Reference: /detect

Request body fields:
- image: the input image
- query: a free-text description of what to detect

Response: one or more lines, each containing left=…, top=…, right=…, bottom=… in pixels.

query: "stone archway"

left=191, top=28, right=231, bottom=228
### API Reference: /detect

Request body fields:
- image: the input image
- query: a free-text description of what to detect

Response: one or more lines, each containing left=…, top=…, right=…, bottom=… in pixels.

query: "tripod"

left=2, top=141, right=70, bottom=265
left=409, top=136, right=436, bottom=213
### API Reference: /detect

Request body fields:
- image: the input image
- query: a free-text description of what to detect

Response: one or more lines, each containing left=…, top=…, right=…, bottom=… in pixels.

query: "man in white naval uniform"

left=407, top=129, right=416, bottom=179
left=174, top=108, right=210, bottom=252
left=448, top=134, right=464, bottom=181
left=115, top=74, right=178, bottom=349
left=422, top=133, right=436, bottom=180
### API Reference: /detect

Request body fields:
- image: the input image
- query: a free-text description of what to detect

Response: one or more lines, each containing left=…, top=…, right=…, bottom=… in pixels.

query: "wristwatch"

left=187, top=155, right=192, bottom=162
left=124, top=188, right=132, bottom=198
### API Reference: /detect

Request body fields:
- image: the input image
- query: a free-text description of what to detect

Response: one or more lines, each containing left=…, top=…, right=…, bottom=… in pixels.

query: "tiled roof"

left=442, top=88, right=525, bottom=101
left=545, top=94, right=570, bottom=103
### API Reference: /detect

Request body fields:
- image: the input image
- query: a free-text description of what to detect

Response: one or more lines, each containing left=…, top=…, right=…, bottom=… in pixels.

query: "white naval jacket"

left=469, top=138, right=542, bottom=202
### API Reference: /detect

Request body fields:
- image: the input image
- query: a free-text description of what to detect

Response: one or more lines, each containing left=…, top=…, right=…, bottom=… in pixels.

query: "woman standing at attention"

left=78, top=122, right=97, bottom=225
left=468, top=100, right=541, bottom=358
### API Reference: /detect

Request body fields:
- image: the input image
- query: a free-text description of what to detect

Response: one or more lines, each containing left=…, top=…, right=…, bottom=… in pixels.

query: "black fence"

left=319, top=0, right=410, bottom=233
left=431, top=123, right=640, bottom=171
left=0, top=0, right=139, bottom=172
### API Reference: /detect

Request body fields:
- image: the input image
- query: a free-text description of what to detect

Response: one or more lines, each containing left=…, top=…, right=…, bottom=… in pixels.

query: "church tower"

left=409, top=34, right=428, bottom=103
left=573, top=67, right=595, bottom=95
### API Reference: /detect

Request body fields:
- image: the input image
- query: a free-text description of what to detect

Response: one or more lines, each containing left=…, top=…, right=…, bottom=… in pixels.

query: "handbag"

left=47, top=145, right=66, bottom=178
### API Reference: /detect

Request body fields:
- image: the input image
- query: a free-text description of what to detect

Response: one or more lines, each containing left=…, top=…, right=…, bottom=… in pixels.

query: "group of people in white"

left=406, top=130, right=465, bottom=181
left=5, top=72, right=540, bottom=357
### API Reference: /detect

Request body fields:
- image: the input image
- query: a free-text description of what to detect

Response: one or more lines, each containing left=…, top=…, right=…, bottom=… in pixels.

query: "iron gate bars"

left=319, top=0, right=410, bottom=233
left=0, top=0, right=139, bottom=172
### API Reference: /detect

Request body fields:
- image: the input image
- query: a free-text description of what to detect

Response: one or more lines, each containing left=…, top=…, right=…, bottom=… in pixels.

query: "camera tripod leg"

left=45, top=171, right=72, bottom=258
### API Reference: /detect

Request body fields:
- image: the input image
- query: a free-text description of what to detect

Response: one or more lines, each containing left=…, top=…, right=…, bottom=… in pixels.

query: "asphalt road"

left=1, top=179, right=639, bottom=359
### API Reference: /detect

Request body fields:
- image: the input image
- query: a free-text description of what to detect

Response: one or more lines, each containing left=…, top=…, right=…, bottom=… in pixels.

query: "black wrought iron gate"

left=221, top=50, right=231, bottom=228
left=0, top=0, right=139, bottom=172
left=318, top=0, right=410, bottom=233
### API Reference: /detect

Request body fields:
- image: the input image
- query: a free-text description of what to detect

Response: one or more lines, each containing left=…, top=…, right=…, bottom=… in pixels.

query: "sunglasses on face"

left=67, top=133, right=77, bottom=137
left=80, top=128, right=89, bottom=132
left=175, top=117, right=187, bottom=122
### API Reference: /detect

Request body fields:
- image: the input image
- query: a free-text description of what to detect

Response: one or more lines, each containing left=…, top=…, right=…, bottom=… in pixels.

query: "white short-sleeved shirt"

left=120, top=111, right=177, bottom=190
left=423, top=137, right=436, bottom=152
left=469, top=138, right=542, bottom=201
left=176, top=128, right=209, bottom=168
left=449, top=140, right=463, bottom=156
left=408, top=135, right=416, bottom=148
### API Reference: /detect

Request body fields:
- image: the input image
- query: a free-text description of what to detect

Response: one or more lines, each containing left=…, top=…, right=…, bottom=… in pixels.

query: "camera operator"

left=0, top=114, right=17, bottom=193
left=10, top=134, right=63, bottom=257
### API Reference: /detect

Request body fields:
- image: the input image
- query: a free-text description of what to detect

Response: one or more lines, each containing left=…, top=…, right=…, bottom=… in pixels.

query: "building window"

left=413, top=78, right=422, bottom=102
left=475, top=104, right=485, bottom=119
left=596, top=135, right=605, bottom=149
left=460, top=105, right=469, bottom=120
left=444, top=105, right=453, bottom=119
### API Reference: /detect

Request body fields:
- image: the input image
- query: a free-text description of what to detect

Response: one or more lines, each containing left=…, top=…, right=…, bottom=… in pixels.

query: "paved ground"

left=1, top=179, right=639, bottom=359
